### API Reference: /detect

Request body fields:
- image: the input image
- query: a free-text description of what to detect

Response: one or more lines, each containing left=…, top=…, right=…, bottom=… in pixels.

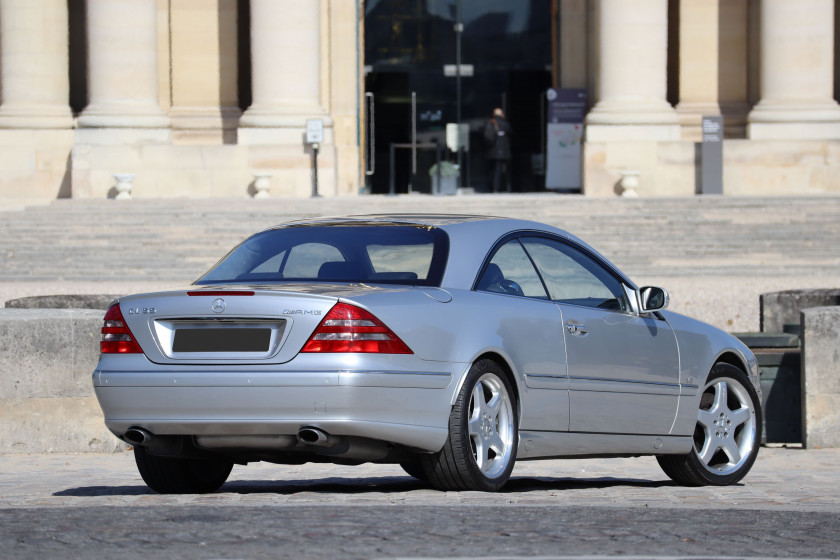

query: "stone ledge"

left=762, top=289, right=840, bottom=334
left=5, top=294, right=118, bottom=310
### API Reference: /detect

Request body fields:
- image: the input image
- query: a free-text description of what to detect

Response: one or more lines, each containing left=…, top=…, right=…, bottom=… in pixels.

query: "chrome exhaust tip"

left=124, top=427, right=152, bottom=446
left=297, top=427, right=338, bottom=448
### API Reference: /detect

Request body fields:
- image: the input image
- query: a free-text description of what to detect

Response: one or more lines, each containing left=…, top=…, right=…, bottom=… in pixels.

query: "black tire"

left=134, top=446, right=233, bottom=494
left=657, top=362, right=762, bottom=486
left=421, top=359, right=518, bottom=491
left=399, top=461, right=428, bottom=481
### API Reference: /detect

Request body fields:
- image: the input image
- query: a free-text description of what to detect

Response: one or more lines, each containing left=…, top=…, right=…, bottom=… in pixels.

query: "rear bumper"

left=93, top=355, right=460, bottom=452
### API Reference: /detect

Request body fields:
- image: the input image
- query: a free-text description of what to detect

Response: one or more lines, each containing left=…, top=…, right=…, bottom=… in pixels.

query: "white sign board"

left=443, top=64, right=474, bottom=77
left=446, top=123, right=469, bottom=152
left=305, top=119, right=324, bottom=144
left=545, top=123, right=583, bottom=189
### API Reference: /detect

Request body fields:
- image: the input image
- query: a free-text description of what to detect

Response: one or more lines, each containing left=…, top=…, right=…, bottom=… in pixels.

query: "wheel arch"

left=450, top=350, right=522, bottom=415
left=672, top=349, right=756, bottom=437
left=713, top=351, right=748, bottom=375
left=711, top=348, right=761, bottom=396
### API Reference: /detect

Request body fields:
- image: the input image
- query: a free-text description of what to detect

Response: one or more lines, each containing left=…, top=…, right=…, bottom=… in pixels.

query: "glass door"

left=364, top=0, right=553, bottom=194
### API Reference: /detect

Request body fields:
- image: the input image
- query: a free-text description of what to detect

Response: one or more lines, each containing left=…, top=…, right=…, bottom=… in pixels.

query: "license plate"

left=172, top=328, right=271, bottom=352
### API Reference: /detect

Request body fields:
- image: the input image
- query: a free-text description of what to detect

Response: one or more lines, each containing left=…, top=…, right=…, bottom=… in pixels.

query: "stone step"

left=1, top=195, right=839, bottom=283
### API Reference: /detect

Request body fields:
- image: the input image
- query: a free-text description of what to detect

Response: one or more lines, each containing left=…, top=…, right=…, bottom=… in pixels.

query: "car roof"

left=276, top=214, right=504, bottom=228
left=270, top=213, right=634, bottom=290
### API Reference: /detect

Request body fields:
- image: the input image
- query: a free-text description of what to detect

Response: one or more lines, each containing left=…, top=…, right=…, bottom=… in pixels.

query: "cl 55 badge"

left=127, top=307, right=156, bottom=315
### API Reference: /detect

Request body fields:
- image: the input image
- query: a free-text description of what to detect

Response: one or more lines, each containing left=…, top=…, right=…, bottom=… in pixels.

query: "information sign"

left=306, top=119, right=324, bottom=144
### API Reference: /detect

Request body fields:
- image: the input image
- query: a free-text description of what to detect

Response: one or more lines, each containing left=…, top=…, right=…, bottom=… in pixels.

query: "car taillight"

left=301, top=303, right=412, bottom=354
left=100, top=304, right=143, bottom=354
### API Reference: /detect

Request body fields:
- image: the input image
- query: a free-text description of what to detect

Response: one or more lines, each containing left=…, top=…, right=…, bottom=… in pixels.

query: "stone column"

left=559, top=0, right=589, bottom=89
left=585, top=0, right=679, bottom=141
left=747, top=0, right=840, bottom=139
left=169, top=0, right=241, bottom=143
left=239, top=0, right=328, bottom=137
left=77, top=0, right=169, bottom=129
left=675, top=0, right=720, bottom=139
left=676, top=0, right=750, bottom=140
left=0, top=0, right=73, bottom=128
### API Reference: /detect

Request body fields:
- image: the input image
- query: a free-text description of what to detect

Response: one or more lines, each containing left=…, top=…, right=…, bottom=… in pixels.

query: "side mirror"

left=639, top=286, right=669, bottom=313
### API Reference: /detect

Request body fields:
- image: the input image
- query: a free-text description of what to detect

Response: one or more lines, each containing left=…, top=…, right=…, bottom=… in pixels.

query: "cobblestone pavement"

left=1, top=447, right=838, bottom=558
left=0, top=447, right=837, bottom=512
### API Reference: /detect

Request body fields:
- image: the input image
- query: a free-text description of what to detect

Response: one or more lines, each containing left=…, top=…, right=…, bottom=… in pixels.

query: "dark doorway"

left=364, top=0, right=552, bottom=194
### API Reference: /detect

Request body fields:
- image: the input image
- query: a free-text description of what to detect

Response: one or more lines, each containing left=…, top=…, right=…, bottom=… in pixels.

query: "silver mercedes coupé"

left=94, top=214, right=762, bottom=493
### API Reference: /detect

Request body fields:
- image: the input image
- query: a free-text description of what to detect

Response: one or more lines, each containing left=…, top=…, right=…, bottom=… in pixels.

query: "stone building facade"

left=0, top=0, right=839, bottom=201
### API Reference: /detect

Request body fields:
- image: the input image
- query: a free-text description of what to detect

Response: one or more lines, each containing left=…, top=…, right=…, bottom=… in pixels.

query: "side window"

left=520, top=237, right=627, bottom=311
left=476, top=240, right=548, bottom=299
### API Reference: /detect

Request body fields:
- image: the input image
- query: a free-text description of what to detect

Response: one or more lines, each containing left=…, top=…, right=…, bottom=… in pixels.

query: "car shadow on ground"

left=53, top=475, right=676, bottom=497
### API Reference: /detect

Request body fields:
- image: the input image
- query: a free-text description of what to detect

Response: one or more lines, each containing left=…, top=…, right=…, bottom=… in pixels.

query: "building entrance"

left=363, top=0, right=552, bottom=194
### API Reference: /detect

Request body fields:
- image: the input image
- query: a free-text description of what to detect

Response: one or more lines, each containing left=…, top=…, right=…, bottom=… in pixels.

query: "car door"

left=475, top=238, right=570, bottom=432
left=519, top=236, right=681, bottom=436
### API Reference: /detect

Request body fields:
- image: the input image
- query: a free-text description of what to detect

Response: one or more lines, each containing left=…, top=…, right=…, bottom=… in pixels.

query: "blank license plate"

left=173, top=328, right=271, bottom=352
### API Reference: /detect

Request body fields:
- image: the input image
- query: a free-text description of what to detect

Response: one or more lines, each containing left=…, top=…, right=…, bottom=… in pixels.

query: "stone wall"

left=583, top=140, right=840, bottom=197
left=2, top=302, right=838, bottom=453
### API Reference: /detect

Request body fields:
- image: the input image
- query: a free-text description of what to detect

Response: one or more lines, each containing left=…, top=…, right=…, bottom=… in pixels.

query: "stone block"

left=0, top=309, right=122, bottom=453
left=0, top=309, right=102, bottom=399
left=801, top=306, right=840, bottom=448
left=762, top=289, right=840, bottom=333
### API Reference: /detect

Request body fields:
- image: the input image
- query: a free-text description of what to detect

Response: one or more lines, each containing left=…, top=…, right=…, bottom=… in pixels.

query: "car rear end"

left=93, top=220, right=463, bottom=463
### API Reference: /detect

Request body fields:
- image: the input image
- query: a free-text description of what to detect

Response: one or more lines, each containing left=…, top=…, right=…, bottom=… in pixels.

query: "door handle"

left=566, top=320, right=588, bottom=336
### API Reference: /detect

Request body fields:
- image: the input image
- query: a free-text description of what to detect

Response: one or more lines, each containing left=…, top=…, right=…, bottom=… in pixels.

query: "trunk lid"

left=118, top=284, right=399, bottom=365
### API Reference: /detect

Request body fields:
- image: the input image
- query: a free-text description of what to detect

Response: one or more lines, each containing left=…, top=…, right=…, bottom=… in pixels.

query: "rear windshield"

left=195, top=224, right=449, bottom=286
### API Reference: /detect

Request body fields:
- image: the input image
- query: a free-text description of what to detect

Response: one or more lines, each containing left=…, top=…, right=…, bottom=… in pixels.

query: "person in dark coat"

left=484, top=107, right=512, bottom=192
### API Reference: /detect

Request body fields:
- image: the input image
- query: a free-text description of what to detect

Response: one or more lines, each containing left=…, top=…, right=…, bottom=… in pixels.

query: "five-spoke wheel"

left=658, top=362, right=762, bottom=486
left=421, top=359, right=518, bottom=491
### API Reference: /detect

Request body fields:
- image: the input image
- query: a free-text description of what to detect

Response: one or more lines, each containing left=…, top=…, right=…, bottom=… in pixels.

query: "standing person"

left=484, top=107, right=512, bottom=193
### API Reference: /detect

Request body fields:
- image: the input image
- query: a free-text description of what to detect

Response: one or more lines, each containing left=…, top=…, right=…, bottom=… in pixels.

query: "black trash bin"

left=735, top=332, right=801, bottom=445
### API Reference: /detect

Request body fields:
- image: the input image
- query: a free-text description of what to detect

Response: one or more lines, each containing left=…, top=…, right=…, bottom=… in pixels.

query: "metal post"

left=365, top=92, right=375, bottom=176
left=389, top=143, right=396, bottom=195
left=455, top=0, right=462, bottom=190
left=435, top=142, right=442, bottom=195
left=411, top=91, right=417, bottom=175
left=311, top=143, right=320, bottom=198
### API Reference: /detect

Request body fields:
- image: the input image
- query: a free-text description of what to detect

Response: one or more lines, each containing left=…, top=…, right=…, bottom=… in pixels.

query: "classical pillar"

left=169, top=0, right=240, bottom=143
left=584, top=0, right=679, bottom=141
left=559, top=0, right=589, bottom=89
left=675, top=0, right=720, bottom=139
left=747, top=0, right=840, bottom=139
left=0, top=0, right=73, bottom=128
left=239, top=0, right=327, bottom=132
left=675, top=0, right=749, bottom=139
left=77, top=0, right=169, bottom=128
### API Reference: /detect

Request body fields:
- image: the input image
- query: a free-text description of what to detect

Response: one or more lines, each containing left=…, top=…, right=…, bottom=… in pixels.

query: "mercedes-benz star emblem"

left=211, top=298, right=226, bottom=314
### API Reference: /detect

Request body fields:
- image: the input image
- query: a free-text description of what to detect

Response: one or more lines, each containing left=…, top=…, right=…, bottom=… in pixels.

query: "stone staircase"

left=1, top=194, right=839, bottom=285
